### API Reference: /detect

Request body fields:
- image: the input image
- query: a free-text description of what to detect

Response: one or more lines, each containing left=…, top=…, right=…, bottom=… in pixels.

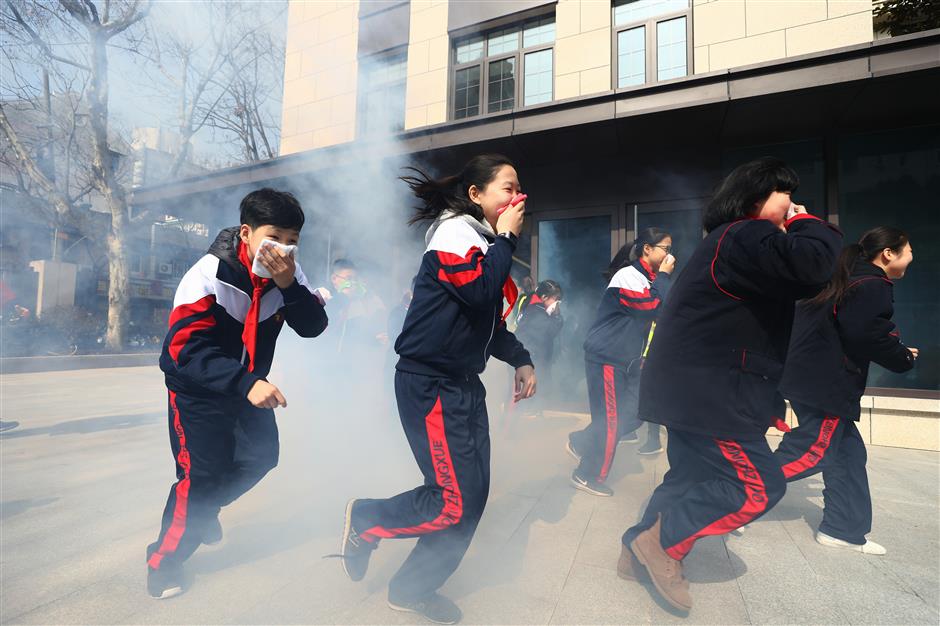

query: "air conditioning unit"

left=157, top=263, right=172, bottom=275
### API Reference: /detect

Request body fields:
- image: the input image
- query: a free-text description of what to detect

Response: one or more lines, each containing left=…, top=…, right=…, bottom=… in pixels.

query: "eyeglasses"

left=654, top=245, right=672, bottom=253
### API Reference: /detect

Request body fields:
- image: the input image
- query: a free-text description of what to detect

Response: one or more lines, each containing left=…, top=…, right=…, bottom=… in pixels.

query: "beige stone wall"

left=693, top=0, right=873, bottom=73
left=280, top=1, right=360, bottom=156
left=405, top=1, right=449, bottom=129
left=555, top=0, right=613, bottom=99
left=782, top=397, right=940, bottom=452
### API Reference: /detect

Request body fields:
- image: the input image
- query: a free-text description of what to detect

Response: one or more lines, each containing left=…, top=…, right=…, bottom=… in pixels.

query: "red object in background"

left=497, top=193, right=528, bottom=215
left=0, top=280, right=15, bottom=308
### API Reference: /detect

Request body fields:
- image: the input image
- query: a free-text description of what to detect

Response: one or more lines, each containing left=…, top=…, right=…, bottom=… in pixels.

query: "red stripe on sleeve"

left=168, top=295, right=216, bottom=363
left=619, top=298, right=660, bottom=311
left=437, top=247, right=484, bottom=287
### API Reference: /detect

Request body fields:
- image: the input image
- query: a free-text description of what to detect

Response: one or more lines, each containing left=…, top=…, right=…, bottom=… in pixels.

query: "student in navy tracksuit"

left=514, top=279, right=564, bottom=414
left=337, top=154, right=536, bottom=625
left=618, top=158, right=842, bottom=612
left=567, top=228, right=675, bottom=497
left=777, top=227, right=917, bottom=555
left=147, top=189, right=328, bottom=599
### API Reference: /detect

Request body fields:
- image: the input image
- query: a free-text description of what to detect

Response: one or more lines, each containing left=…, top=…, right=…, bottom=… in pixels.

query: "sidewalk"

left=1, top=366, right=938, bottom=624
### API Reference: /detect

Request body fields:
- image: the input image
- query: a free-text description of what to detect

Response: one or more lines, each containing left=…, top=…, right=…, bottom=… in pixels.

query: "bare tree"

left=1, top=0, right=149, bottom=350
left=146, top=1, right=284, bottom=174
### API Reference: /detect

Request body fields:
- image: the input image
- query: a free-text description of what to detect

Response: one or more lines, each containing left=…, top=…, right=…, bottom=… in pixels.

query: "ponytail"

left=809, top=226, right=908, bottom=306
left=401, top=153, right=515, bottom=225
left=604, top=227, right=671, bottom=281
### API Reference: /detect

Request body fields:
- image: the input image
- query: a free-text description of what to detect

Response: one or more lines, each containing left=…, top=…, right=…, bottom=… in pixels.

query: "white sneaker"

left=815, top=531, right=886, bottom=555
left=731, top=523, right=749, bottom=536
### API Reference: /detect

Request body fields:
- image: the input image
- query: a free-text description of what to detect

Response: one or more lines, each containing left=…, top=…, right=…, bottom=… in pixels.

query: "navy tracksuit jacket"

left=774, top=260, right=915, bottom=544
left=572, top=259, right=671, bottom=482
left=352, top=215, right=532, bottom=602
left=624, top=214, right=842, bottom=559
left=148, top=227, right=327, bottom=571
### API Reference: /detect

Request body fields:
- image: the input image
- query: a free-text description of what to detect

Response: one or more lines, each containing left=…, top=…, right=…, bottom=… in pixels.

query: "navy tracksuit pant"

left=774, top=401, right=872, bottom=545
left=353, top=370, right=490, bottom=602
left=623, top=428, right=786, bottom=560
left=147, top=391, right=279, bottom=570
left=571, top=360, right=642, bottom=482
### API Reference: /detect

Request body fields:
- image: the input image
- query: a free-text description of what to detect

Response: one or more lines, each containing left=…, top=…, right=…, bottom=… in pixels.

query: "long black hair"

left=809, top=226, right=909, bottom=306
left=400, top=154, right=516, bottom=225
left=703, top=157, right=799, bottom=233
left=603, top=227, right=671, bottom=281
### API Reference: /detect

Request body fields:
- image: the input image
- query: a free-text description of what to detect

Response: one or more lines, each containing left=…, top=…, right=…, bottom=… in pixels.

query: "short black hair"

left=535, top=279, right=562, bottom=299
left=239, top=188, right=305, bottom=231
left=332, top=258, right=356, bottom=272
left=703, top=157, right=799, bottom=233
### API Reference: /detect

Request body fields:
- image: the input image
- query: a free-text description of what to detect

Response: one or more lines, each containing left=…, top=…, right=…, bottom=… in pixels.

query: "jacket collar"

left=852, top=259, right=890, bottom=281
left=634, top=258, right=656, bottom=282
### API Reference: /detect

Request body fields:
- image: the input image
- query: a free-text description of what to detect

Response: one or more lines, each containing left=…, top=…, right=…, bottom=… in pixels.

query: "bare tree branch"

left=5, top=0, right=91, bottom=70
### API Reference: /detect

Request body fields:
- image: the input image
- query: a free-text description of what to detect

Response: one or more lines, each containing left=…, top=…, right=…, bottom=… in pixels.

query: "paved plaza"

left=1, top=365, right=938, bottom=624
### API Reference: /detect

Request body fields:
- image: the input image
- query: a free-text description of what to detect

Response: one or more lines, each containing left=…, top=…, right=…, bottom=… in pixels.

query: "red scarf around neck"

left=237, top=240, right=270, bottom=372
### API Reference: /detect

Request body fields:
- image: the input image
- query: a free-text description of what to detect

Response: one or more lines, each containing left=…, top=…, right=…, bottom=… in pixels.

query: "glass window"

left=838, top=126, right=940, bottom=391
left=656, top=16, right=687, bottom=81
left=538, top=214, right=614, bottom=408
left=454, top=65, right=481, bottom=119
left=524, top=49, right=553, bottom=106
left=487, top=26, right=519, bottom=55
left=617, top=26, right=646, bottom=87
left=524, top=15, right=556, bottom=47
left=487, top=58, right=516, bottom=112
left=614, top=0, right=689, bottom=25
left=455, top=35, right=484, bottom=63
left=451, top=13, right=556, bottom=120
left=359, top=53, right=407, bottom=135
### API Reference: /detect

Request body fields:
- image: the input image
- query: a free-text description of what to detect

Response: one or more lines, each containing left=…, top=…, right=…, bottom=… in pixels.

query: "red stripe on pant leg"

left=664, top=439, right=769, bottom=560
left=148, top=391, right=192, bottom=570
left=781, top=417, right=839, bottom=479
left=359, top=396, right=464, bottom=542
left=597, top=365, right=618, bottom=482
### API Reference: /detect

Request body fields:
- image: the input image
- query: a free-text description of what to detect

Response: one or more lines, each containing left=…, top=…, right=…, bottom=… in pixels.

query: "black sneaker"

left=570, top=471, right=614, bottom=497
left=388, top=592, right=462, bottom=625
left=147, top=565, right=184, bottom=600
left=565, top=436, right=582, bottom=461
left=637, top=440, right=664, bottom=455
left=202, top=515, right=223, bottom=545
left=619, top=431, right=639, bottom=444
left=339, top=499, right=375, bottom=582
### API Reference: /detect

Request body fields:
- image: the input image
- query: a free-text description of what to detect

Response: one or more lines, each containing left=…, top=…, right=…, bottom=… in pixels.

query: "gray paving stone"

left=2, top=366, right=938, bottom=625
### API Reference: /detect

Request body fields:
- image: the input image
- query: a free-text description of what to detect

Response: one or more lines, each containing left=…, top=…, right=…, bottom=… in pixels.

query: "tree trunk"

left=87, top=24, right=129, bottom=352
left=106, top=207, right=129, bottom=350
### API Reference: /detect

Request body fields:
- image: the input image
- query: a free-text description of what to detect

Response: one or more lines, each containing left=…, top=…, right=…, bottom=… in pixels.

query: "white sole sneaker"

left=570, top=474, right=613, bottom=497
left=815, top=531, right=886, bottom=555
left=565, top=440, right=581, bottom=462
left=153, top=585, right=184, bottom=600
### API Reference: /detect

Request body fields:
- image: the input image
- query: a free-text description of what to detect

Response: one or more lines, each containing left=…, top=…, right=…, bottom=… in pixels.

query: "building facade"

left=131, top=1, right=939, bottom=449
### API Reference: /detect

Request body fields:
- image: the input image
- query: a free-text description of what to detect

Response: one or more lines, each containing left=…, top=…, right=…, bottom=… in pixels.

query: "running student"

left=619, top=158, right=842, bottom=612
left=147, top=189, right=328, bottom=599
left=514, top=279, right=564, bottom=415
left=567, top=228, right=675, bottom=497
left=776, top=227, right=917, bottom=555
left=336, top=154, right=536, bottom=625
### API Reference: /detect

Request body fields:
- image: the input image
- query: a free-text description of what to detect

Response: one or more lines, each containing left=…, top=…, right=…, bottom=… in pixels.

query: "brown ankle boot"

left=617, top=543, right=650, bottom=583
left=629, top=515, right=692, bottom=611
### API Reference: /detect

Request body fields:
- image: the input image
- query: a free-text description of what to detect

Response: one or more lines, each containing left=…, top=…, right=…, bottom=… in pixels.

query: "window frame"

left=356, top=46, right=408, bottom=137
left=449, top=13, right=556, bottom=122
left=610, top=1, right=693, bottom=91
